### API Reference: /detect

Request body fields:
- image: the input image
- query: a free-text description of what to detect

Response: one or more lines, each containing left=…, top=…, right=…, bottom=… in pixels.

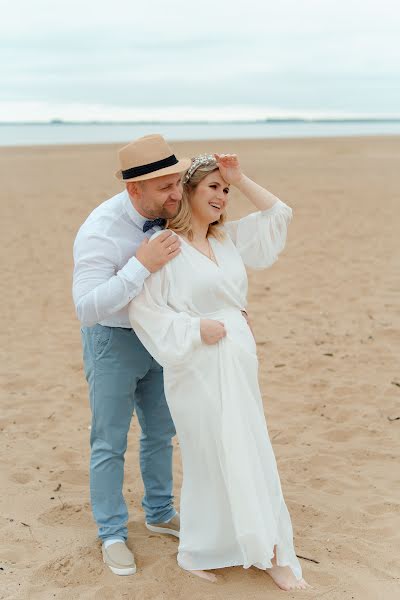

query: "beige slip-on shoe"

left=145, top=513, right=180, bottom=538
left=102, top=541, right=137, bottom=575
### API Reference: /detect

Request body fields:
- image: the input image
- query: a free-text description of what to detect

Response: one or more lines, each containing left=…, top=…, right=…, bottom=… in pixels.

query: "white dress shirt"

left=72, top=189, right=163, bottom=328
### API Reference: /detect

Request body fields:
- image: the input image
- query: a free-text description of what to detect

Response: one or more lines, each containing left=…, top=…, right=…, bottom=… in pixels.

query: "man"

left=72, top=134, right=191, bottom=575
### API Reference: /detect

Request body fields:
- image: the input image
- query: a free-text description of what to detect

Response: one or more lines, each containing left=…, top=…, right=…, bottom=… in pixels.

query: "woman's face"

left=190, top=170, right=230, bottom=225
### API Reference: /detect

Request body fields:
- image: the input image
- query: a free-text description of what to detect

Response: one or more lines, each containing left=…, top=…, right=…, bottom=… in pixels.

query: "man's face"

left=128, top=173, right=183, bottom=220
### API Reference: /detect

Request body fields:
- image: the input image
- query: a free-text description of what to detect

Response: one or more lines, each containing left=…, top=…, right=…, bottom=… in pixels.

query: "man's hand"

left=136, top=231, right=181, bottom=273
left=200, top=319, right=226, bottom=345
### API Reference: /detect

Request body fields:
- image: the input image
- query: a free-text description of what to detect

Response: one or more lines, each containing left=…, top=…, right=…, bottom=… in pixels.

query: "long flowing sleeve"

left=224, top=199, right=292, bottom=270
left=128, top=261, right=202, bottom=368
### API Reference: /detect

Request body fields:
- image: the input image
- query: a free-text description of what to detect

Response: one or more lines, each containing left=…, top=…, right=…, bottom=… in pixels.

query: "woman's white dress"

left=128, top=199, right=302, bottom=578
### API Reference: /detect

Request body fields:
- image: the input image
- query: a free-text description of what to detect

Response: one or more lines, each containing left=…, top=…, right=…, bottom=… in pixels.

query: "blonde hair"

left=167, top=164, right=226, bottom=241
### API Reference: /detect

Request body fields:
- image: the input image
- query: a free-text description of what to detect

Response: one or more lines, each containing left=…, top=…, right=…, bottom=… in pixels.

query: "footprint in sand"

left=2, top=377, right=37, bottom=391
left=38, top=503, right=92, bottom=528
left=323, top=427, right=365, bottom=442
left=34, top=545, right=103, bottom=586
left=57, top=449, right=82, bottom=463
left=306, top=477, right=331, bottom=491
left=364, top=502, right=400, bottom=516
left=362, top=525, right=400, bottom=543
left=1, top=539, right=37, bottom=564
left=48, top=469, right=88, bottom=486
left=9, top=470, right=33, bottom=484
left=94, top=586, right=117, bottom=599
left=328, top=407, right=355, bottom=421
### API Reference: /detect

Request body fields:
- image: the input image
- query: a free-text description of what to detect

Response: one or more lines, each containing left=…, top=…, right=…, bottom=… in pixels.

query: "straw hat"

left=115, top=134, right=191, bottom=182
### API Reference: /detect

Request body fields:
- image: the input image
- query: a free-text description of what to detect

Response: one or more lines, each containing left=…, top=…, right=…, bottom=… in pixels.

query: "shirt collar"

left=122, top=189, right=148, bottom=230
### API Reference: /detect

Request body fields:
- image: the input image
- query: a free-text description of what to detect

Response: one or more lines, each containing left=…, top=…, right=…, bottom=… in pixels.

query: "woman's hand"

left=200, top=319, right=226, bottom=345
left=214, top=153, right=244, bottom=186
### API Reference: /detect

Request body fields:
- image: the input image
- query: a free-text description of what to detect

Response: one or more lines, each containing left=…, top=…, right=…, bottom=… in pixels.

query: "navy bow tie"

left=142, top=218, right=167, bottom=233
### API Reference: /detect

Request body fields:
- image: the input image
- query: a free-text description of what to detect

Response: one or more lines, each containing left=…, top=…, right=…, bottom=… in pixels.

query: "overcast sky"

left=1, top=0, right=399, bottom=120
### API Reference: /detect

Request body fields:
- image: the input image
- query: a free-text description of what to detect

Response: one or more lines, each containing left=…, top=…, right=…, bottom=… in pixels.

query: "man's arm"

left=72, top=230, right=181, bottom=327
left=72, top=233, right=150, bottom=327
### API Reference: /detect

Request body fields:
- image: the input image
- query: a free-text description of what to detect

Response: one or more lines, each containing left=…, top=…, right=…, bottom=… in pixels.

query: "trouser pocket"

left=93, top=325, right=114, bottom=360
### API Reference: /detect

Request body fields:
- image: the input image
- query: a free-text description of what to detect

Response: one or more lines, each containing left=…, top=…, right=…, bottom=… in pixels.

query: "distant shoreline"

left=2, top=118, right=400, bottom=126
left=2, top=120, right=400, bottom=147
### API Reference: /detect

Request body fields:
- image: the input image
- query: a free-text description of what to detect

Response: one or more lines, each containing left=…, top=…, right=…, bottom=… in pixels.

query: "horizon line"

left=2, top=117, right=400, bottom=126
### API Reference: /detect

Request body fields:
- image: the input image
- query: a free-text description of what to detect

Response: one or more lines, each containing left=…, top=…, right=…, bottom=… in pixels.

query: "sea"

left=1, top=120, right=400, bottom=147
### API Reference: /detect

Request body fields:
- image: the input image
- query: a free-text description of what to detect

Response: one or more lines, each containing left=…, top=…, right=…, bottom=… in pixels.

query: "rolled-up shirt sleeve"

left=72, top=232, right=150, bottom=327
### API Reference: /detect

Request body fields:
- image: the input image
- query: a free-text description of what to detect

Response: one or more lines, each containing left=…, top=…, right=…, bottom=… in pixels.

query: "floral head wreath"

left=182, top=154, right=218, bottom=185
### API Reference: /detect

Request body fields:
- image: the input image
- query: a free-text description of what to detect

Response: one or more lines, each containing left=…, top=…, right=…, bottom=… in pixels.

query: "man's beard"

left=143, top=200, right=181, bottom=220
left=159, top=201, right=181, bottom=220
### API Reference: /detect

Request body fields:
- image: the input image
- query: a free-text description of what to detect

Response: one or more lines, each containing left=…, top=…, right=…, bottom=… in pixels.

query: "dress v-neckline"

left=177, top=234, right=220, bottom=268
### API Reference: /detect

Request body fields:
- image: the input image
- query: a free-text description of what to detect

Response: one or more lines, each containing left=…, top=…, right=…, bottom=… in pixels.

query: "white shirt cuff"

left=121, top=256, right=151, bottom=282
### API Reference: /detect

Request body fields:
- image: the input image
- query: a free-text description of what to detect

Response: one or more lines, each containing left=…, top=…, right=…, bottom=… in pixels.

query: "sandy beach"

left=1, top=136, right=399, bottom=600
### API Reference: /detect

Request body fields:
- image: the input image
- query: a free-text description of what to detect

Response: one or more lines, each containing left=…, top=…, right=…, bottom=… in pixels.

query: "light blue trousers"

left=81, top=324, right=177, bottom=542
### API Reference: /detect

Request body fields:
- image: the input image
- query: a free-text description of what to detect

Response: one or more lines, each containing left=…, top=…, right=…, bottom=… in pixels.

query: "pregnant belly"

left=163, top=307, right=260, bottom=438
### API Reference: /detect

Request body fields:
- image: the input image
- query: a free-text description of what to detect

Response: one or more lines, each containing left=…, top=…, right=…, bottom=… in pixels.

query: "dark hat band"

left=121, top=154, right=179, bottom=179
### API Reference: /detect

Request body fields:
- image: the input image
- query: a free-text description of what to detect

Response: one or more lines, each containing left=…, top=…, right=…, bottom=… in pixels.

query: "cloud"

left=0, top=0, right=399, bottom=118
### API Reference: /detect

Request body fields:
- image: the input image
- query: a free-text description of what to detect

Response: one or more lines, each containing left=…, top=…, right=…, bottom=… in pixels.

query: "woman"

left=128, top=153, right=309, bottom=591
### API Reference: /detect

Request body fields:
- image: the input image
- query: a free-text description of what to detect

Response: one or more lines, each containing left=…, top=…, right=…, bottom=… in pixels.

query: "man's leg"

left=134, top=353, right=177, bottom=525
left=81, top=325, right=152, bottom=542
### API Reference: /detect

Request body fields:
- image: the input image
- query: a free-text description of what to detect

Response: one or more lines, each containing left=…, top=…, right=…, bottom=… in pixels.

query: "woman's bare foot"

left=189, top=569, right=217, bottom=582
left=266, top=564, right=310, bottom=591
left=266, top=546, right=310, bottom=591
